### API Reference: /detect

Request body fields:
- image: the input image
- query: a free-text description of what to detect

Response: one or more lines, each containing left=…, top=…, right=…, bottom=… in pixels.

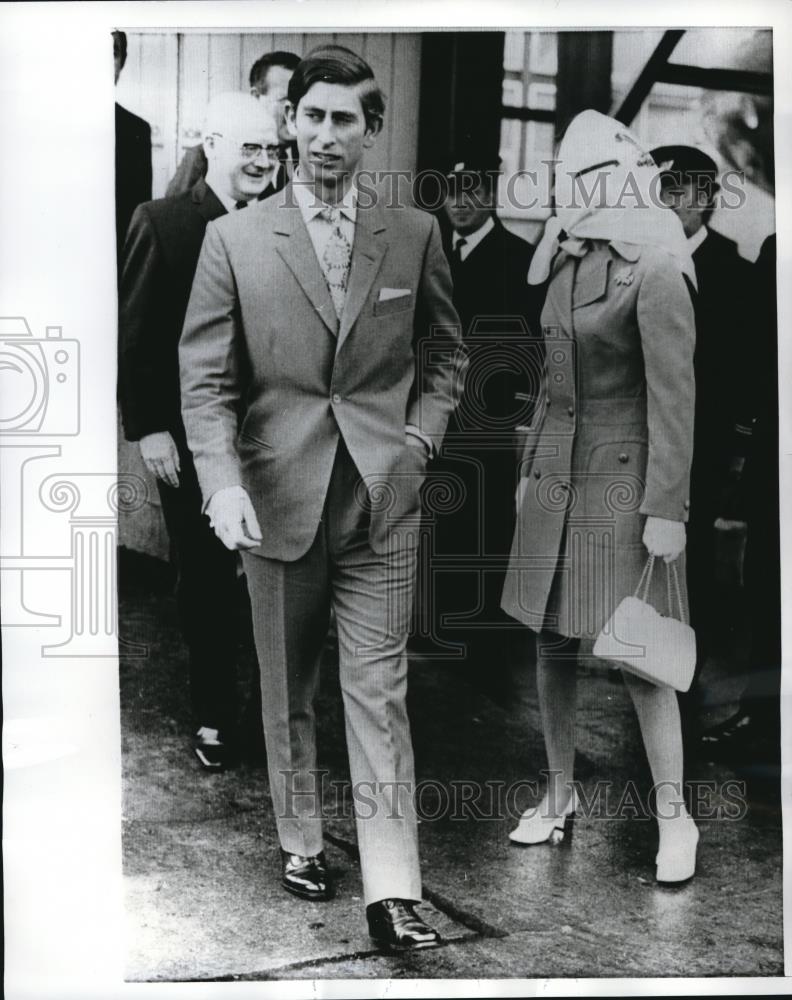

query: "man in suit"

left=166, top=50, right=300, bottom=198
left=119, top=93, right=282, bottom=769
left=700, top=234, right=780, bottom=770
left=113, top=30, right=152, bottom=264
left=425, top=156, right=541, bottom=690
left=180, top=46, right=464, bottom=950
left=652, top=145, right=755, bottom=729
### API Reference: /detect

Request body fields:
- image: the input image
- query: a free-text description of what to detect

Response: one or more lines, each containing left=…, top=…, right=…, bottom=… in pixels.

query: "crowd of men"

left=116, top=34, right=779, bottom=951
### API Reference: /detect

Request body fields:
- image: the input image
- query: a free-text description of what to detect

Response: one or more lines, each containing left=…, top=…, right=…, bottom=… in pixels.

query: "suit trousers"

left=157, top=442, right=240, bottom=734
left=242, top=438, right=422, bottom=905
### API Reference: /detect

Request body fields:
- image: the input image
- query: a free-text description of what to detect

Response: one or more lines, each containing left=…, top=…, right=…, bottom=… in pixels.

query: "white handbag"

left=593, top=556, right=696, bottom=692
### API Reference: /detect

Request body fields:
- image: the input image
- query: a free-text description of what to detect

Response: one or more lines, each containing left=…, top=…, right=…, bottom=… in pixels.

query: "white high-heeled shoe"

left=509, top=788, right=579, bottom=845
left=655, top=815, right=699, bottom=883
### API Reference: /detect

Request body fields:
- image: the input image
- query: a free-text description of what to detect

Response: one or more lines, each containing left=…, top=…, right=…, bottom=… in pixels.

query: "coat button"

left=567, top=406, right=574, bottom=417
left=618, top=452, right=629, bottom=463
left=331, top=393, right=342, bottom=404
left=545, top=396, right=551, bottom=407
left=684, top=499, right=691, bottom=510
left=534, top=469, right=541, bottom=479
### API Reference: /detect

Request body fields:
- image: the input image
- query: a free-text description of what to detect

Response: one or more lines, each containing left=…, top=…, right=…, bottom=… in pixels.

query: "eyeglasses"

left=211, top=134, right=282, bottom=162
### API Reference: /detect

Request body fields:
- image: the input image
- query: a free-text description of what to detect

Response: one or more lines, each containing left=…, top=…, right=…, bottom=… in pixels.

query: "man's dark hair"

left=112, top=30, right=128, bottom=71
left=651, top=144, right=720, bottom=225
left=287, top=45, right=386, bottom=130
left=248, top=50, right=301, bottom=92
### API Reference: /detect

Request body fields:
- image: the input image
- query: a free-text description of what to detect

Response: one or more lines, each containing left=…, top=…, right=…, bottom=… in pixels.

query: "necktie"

left=235, top=200, right=248, bottom=210
left=320, top=206, right=353, bottom=319
left=452, top=237, right=467, bottom=266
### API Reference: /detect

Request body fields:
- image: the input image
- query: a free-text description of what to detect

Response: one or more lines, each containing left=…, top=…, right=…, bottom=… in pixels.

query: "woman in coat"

left=501, top=111, right=699, bottom=883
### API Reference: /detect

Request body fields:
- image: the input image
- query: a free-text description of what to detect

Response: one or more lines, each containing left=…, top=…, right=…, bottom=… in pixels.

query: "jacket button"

left=545, top=396, right=551, bottom=407
left=684, top=499, right=691, bottom=510
left=534, top=469, right=541, bottom=479
left=618, top=452, right=629, bottom=463
left=331, top=393, right=342, bottom=404
left=567, top=406, right=574, bottom=417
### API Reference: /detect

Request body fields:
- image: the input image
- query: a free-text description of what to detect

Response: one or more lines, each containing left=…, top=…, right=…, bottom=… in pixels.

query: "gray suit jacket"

left=179, top=184, right=465, bottom=561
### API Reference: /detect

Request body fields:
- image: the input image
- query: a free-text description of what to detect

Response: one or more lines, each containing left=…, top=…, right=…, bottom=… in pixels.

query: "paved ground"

left=120, top=550, right=783, bottom=982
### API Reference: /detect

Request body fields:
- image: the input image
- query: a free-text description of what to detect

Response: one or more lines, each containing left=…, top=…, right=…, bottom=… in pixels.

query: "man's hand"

left=139, top=431, right=180, bottom=487
left=643, top=516, right=686, bottom=563
left=206, top=485, right=263, bottom=551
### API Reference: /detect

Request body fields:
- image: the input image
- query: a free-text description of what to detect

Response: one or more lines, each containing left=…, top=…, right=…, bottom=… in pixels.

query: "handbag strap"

left=666, top=560, right=688, bottom=625
left=634, top=555, right=656, bottom=602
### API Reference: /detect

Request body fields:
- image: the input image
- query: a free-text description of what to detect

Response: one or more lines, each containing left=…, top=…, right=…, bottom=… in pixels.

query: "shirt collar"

left=687, top=225, right=708, bottom=254
left=207, top=183, right=242, bottom=215
left=292, top=169, right=358, bottom=224
left=206, top=176, right=278, bottom=215
left=452, top=215, right=495, bottom=254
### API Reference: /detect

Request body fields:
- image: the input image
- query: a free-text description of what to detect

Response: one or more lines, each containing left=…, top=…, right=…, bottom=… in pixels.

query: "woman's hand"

left=643, top=516, right=686, bottom=563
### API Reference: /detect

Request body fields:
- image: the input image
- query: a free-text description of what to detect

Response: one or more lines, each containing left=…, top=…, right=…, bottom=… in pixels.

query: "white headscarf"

left=528, top=110, right=696, bottom=287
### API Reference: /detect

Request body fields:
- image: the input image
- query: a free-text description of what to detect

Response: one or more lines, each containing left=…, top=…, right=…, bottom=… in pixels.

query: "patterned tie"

left=320, top=206, right=353, bottom=319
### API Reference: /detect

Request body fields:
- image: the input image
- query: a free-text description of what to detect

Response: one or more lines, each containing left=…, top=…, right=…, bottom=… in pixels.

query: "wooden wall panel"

left=240, top=33, right=276, bottom=86
left=301, top=31, right=335, bottom=52
left=178, top=34, right=210, bottom=160
left=389, top=33, right=421, bottom=174
left=271, top=33, right=306, bottom=57
left=208, top=34, right=242, bottom=95
left=360, top=32, right=393, bottom=177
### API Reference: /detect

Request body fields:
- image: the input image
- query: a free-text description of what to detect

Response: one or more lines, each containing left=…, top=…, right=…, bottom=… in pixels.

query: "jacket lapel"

left=271, top=186, right=338, bottom=337
left=192, top=178, right=226, bottom=223
left=337, top=203, right=388, bottom=352
left=572, top=251, right=610, bottom=309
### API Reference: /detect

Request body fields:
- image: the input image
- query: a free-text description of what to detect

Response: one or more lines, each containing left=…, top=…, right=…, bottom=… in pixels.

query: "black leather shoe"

left=193, top=727, right=230, bottom=771
left=280, top=850, right=333, bottom=901
left=701, top=709, right=752, bottom=742
left=367, top=898, right=441, bottom=952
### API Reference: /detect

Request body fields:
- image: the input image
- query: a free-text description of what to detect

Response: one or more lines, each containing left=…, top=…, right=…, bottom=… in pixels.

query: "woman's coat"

left=501, top=239, right=696, bottom=639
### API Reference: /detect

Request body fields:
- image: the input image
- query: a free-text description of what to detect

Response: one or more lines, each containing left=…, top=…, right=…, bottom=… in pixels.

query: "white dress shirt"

left=452, top=215, right=495, bottom=261
left=292, top=175, right=357, bottom=262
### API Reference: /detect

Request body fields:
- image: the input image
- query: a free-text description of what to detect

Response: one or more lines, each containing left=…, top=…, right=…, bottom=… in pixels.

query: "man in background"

left=114, top=30, right=152, bottom=264
left=425, top=155, right=540, bottom=696
left=119, top=94, right=282, bottom=770
left=652, top=144, right=755, bottom=734
left=166, top=49, right=299, bottom=197
left=701, top=235, right=780, bottom=772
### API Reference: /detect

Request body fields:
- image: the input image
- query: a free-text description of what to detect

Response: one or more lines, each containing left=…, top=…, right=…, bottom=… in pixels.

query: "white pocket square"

left=378, top=287, right=412, bottom=301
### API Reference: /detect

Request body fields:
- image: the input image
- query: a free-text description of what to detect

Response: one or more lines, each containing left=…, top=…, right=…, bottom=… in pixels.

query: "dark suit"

left=165, top=142, right=296, bottom=199
left=740, top=235, right=779, bottom=728
left=179, top=184, right=464, bottom=903
left=115, top=103, right=152, bottom=264
left=685, top=228, right=754, bottom=688
left=428, top=218, right=540, bottom=659
left=119, top=179, right=239, bottom=735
